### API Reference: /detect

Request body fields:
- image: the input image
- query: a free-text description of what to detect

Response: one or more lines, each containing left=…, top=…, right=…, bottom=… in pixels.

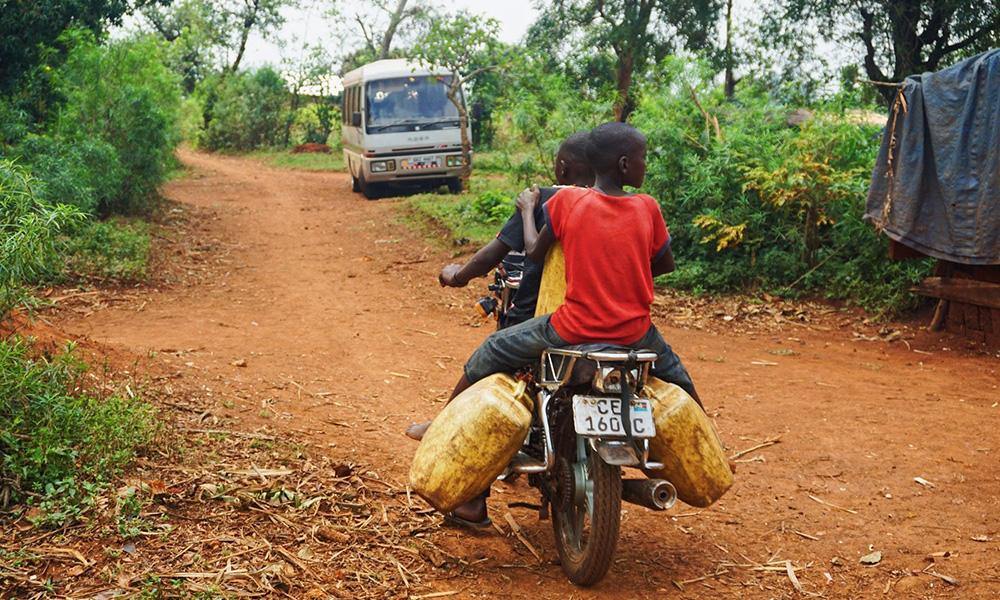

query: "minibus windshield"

left=365, top=75, right=460, bottom=133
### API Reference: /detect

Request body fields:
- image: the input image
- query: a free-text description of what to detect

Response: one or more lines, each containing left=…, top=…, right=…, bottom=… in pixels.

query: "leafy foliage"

left=532, top=0, right=722, bottom=119
left=629, top=59, right=930, bottom=313
left=772, top=0, right=1000, bottom=103
left=0, top=0, right=152, bottom=93
left=197, top=68, right=290, bottom=151
left=0, top=160, right=81, bottom=316
left=0, top=337, right=157, bottom=525
left=53, top=31, right=182, bottom=214
left=412, top=12, right=506, bottom=179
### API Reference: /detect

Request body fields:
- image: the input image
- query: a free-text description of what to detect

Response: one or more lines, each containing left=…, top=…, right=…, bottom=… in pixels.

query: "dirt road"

left=61, top=150, right=999, bottom=598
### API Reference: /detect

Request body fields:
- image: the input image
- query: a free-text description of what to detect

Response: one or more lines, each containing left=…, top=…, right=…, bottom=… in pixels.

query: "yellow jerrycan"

left=534, top=242, right=567, bottom=316
left=410, top=374, right=534, bottom=513
left=642, top=378, right=733, bottom=507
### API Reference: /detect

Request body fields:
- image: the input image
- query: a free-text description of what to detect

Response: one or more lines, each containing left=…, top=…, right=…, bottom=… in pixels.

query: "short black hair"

left=586, top=122, right=646, bottom=173
left=557, top=131, right=591, bottom=167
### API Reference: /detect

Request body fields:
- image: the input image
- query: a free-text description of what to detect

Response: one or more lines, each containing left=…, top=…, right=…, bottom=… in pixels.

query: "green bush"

left=410, top=181, right=521, bottom=245
left=0, top=337, right=157, bottom=524
left=197, top=68, right=289, bottom=151
left=11, top=134, right=124, bottom=215
left=469, top=189, right=514, bottom=225
left=631, top=59, right=930, bottom=314
left=0, top=160, right=81, bottom=316
left=53, top=30, right=182, bottom=215
left=61, top=219, right=151, bottom=282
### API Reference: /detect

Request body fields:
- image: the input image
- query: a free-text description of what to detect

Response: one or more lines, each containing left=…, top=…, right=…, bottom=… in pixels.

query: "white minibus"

left=341, top=59, right=468, bottom=199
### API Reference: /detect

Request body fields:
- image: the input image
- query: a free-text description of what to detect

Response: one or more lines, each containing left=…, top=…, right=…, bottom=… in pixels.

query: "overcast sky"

left=241, top=0, right=540, bottom=68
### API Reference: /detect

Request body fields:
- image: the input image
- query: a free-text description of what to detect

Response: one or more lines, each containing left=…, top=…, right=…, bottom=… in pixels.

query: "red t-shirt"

left=545, top=187, right=670, bottom=345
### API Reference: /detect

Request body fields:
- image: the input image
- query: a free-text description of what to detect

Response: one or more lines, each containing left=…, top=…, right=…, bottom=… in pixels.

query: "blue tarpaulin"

left=865, top=49, right=1000, bottom=265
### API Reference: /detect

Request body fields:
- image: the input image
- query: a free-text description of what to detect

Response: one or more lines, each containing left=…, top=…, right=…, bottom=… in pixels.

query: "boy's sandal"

left=443, top=512, right=493, bottom=530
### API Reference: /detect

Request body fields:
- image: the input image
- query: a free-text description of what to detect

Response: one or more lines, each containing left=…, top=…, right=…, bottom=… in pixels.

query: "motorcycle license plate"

left=400, top=155, right=441, bottom=170
left=572, top=396, right=655, bottom=438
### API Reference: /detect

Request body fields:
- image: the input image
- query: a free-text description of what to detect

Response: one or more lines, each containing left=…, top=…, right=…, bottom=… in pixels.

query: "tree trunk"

left=614, top=50, right=635, bottom=122
left=723, top=0, right=735, bottom=99
left=284, top=88, right=301, bottom=148
left=448, top=80, right=472, bottom=185
left=228, top=0, right=260, bottom=74
left=379, top=0, right=409, bottom=59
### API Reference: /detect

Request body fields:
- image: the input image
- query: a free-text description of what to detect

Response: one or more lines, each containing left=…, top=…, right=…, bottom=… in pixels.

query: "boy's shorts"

left=463, top=315, right=697, bottom=399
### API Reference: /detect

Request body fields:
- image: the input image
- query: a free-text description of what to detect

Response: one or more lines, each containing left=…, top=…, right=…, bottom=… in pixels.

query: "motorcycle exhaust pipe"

left=622, top=479, right=677, bottom=511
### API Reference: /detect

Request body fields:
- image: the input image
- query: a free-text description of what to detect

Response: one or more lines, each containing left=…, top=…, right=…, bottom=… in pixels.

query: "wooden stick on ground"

left=730, top=436, right=782, bottom=460
left=807, top=494, right=858, bottom=514
left=504, top=513, right=542, bottom=563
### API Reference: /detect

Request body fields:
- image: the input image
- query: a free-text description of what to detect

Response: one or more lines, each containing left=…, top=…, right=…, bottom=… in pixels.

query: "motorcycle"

left=476, top=260, right=677, bottom=586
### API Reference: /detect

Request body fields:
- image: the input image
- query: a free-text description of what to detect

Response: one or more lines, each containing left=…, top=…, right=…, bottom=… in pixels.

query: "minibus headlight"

left=371, top=160, right=395, bottom=173
left=446, top=155, right=464, bottom=167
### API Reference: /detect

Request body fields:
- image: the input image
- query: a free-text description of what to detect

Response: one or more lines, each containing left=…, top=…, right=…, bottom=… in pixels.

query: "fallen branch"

left=807, top=494, right=858, bottom=514
left=730, top=436, right=781, bottom=460
left=504, top=513, right=542, bottom=563
left=672, top=568, right=729, bottom=590
left=182, top=428, right=275, bottom=440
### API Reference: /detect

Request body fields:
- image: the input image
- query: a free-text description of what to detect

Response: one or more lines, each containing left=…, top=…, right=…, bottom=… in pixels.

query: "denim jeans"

left=463, top=315, right=697, bottom=399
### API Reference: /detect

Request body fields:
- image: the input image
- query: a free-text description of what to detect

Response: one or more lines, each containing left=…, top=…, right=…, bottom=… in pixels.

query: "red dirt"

left=54, top=149, right=999, bottom=598
left=292, top=142, right=332, bottom=154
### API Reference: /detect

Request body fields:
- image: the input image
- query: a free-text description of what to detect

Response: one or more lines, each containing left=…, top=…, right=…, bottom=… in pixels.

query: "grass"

left=407, top=166, right=522, bottom=246
left=60, top=218, right=151, bottom=282
left=253, top=149, right=345, bottom=172
left=0, top=337, right=157, bottom=526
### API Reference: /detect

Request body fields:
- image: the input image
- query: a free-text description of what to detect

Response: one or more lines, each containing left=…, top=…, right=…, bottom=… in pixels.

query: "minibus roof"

left=342, top=59, right=449, bottom=87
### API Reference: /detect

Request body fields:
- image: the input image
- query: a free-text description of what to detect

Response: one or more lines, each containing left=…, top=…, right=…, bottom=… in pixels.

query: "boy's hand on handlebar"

left=439, top=263, right=466, bottom=287
left=516, top=185, right=540, bottom=213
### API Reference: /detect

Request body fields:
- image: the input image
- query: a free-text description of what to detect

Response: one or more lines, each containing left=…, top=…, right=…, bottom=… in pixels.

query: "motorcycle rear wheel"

left=551, top=417, right=621, bottom=586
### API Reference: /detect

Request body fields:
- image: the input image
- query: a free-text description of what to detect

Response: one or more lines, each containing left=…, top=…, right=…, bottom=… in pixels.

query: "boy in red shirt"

left=462, top=121, right=698, bottom=403
left=439, top=122, right=698, bottom=526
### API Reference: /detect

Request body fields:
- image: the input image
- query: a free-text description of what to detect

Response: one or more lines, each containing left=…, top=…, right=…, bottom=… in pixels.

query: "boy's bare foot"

left=405, top=421, right=430, bottom=441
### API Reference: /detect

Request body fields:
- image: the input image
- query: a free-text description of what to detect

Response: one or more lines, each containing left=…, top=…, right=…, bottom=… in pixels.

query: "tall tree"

left=723, top=0, right=736, bottom=98
left=280, top=42, right=335, bottom=145
left=333, top=0, right=433, bottom=73
left=532, top=0, right=722, bottom=121
left=778, top=0, right=1000, bottom=102
left=142, top=0, right=296, bottom=76
left=412, top=12, right=506, bottom=185
left=0, top=0, right=166, bottom=92
left=141, top=0, right=228, bottom=90
left=222, top=0, right=293, bottom=73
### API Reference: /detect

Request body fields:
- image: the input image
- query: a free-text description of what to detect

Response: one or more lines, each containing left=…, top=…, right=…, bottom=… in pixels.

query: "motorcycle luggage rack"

left=539, top=348, right=658, bottom=391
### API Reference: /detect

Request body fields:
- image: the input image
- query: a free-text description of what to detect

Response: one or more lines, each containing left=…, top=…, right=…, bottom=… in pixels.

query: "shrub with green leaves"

left=631, top=58, right=930, bottom=314
left=53, top=30, right=182, bottom=215
left=0, top=160, right=81, bottom=316
left=197, top=68, right=290, bottom=151
left=11, top=134, right=124, bottom=215
left=0, top=338, right=157, bottom=524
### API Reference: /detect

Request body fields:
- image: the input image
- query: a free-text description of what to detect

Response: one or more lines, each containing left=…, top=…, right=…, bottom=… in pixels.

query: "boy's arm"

left=524, top=224, right=555, bottom=264
left=516, top=186, right=554, bottom=263
left=440, top=238, right=511, bottom=287
left=651, top=244, right=676, bottom=277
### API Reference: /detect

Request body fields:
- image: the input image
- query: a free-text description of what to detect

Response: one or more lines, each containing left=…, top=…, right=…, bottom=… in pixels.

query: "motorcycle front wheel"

left=551, top=417, right=622, bottom=586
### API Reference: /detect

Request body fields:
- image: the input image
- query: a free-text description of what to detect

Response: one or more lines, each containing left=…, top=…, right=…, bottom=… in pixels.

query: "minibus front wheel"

left=447, top=178, right=463, bottom=194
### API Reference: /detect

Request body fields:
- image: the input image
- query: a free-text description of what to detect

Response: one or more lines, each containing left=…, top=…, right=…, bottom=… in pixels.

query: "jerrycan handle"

left=512, top=380, right=533, bottom=411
